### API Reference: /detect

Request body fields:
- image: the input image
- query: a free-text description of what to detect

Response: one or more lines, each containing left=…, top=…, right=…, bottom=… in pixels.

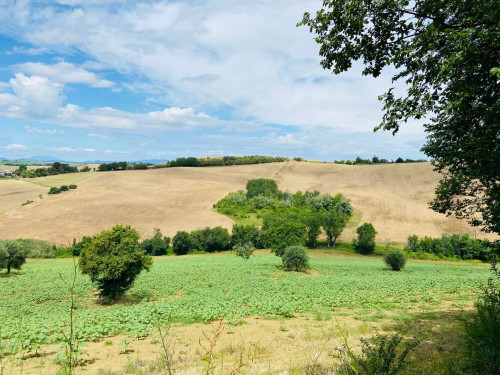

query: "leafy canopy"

left=0, top=240, right=28, bottom=273
left=300, top=0, right=500, bottom=234
left=79, top=225, right=152, bottom=299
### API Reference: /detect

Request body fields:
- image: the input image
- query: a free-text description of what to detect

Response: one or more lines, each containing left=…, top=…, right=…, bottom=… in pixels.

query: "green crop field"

left=0, top=251, right=489, bottom=346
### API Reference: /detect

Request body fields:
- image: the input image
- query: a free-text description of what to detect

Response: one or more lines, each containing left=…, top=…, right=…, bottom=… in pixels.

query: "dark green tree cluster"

left=155, top=155, right=288, bottom=168
left=48, top=184, right=77, bottom=195
left=405, top=233, right=495, bottom=261
left=97, top=162, right=128, bottom=171
left=0, top=240, right=28, bottom=273
left=172, top=226, right=231, bottom=255
left=300, top=0, right=499, bottom=235
left=139, top=228, right=170, bottom=256
left=15, top=162, right=79, bottom=178
left=79, top=225, right=152, bottom=299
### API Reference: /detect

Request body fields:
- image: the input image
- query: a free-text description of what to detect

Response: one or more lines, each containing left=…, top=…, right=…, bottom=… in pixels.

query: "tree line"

left=153, top=155, right=289, bottom=168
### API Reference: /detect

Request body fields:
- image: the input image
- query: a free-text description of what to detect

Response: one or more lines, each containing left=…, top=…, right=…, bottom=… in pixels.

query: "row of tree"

left=154, top=155, right=288, bottom=168
left=333, top=156, right=427, bottom=165
left=14, top=162, right=79, bottom=178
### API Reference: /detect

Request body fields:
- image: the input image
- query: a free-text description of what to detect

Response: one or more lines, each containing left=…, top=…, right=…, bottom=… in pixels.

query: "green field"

left=0, top=251, right=489, bottom=345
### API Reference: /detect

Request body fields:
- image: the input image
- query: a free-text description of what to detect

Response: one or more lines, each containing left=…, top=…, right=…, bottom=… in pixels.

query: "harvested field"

left=0, top=161, right=494, bottom=244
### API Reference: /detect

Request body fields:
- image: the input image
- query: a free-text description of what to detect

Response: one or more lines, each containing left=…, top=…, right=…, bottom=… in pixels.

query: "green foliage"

left=231, top=224, right=259, bottom=247
left=21, top=200, right=33, bottom=206
left=140, top=228, right=170, bottom=256
left=259, top=214, right=307, bottom=256
left=384, top=251, right=407, bottom=271
left=246, top=178, right=279, bottom=198
left=233, top=242, right=255, bottom=262
left=355, top=223, right=377, bottom=254
left=49, top=186, right=62, bottom=195
left=98, top=162, right=128, bottom=171
left=69, top=184, right=77, bottom=189
left=190, top=226, right=231, bottom=253
left=172, top=231, right=193, bottom=255
left=71, top=236, right=92, bottom=257
left=0, top=240, right=28, bottom=273
left=464, top=261, right=500, bottom=374
left=282, top=245, right=309, bottom=272
left=60, top=185, right=69, bottom=191
left=404, top=233, right=494, bottom=261
left=300, top=0, right=500, bottom=235
left=339, top=332, right=420, bottom=375
left=131, top=163, right=148, bottom=170
left=155, top=155, right=288, bottom=168
left=79, top=165, right=91, bottom=172
left=78, top=225, right=153, bottom=299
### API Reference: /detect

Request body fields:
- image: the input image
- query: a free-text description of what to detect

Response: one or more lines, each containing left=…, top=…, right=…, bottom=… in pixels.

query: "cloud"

left=25, top=125, right=64, bottom=134
left=16, top=62, right=114, bottom=88
left=5, top=143, right=28, bottom=150
left=50, top=146, right=76, bottom=152
left=83, top=148, right=96, bottom=152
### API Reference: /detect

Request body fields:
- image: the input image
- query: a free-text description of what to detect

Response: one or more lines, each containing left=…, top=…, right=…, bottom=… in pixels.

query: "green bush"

left=384, top=251, right=407, bottom=271
left=339, top=332, right=419, bottom=375
left=140, top=228, right=170, bottom=256
left=69, top=184, right=77, bottom=189
left=78, top=225, right=152, bottom=300
left=233, top=242, right=255, bottom=262
left=48, top=186, right=61, bottom=195
left=172, top=231, right=193, bottom=255
left=282, top=245, right=309, bottom=272
left=259, top=214, right=307, bottom=256
left=354, top=223, right=377, bottom=254
left=231, top=224, right=259, bottom=247
left=464, top=262, right=500, bottom=374
left=246, top=178, right=279, bottom=198
left=60, top=185, right=69, bottom=191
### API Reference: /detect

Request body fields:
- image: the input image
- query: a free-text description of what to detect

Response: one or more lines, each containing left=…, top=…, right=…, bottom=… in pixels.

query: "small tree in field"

left=0, top=240, right=28, bottom=273
left=355, top=223, right=377, bottom=254
left=384, top=251, right=407, bottom=271
left=282, top=245, right=309, bottom=272
left=233, top=242, right=255, bottom=262
left=78, top=225, right=152, bottom=300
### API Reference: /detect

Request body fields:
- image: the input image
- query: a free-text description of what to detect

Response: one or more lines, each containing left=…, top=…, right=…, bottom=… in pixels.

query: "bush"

left=71, top=236, right=92, bottom=256
left=259, top=215, right=307, bottom=256
left=246, top=178, right=279, bottom=198
left=69, top=184, right=77, bottom=189
left=384, top=251, right=407, bottom=271
left=464, top=261, right=500, bottom=374
left=233, top=242, right=255, bottom=262
left=189, top=227, right=231, bottom=253
left=140, top=228, right=170, bottom=256
left=0, top=240, right=29, bottom=273
left=339, top=332, right=420, bottom=375
left=172, top=231, right=193, bottom=255
left=78, top=225, right=152, bottom=299
left=48, top=186, right=61, bottom=195
left=60, top=185, right=69, bottom=191
left=282, top=245, right=309, bottom=272
left=231, top=224, right=259, bottom=247
left=354, top=223, right=377, bottom=254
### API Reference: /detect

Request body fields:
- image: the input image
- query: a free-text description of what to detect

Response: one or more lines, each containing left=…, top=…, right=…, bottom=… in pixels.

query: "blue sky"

left=0, top=0, right=427, bottom=162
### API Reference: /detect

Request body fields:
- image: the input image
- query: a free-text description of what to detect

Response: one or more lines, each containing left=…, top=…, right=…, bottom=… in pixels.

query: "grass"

left=0, top=252, right=489, bottom=345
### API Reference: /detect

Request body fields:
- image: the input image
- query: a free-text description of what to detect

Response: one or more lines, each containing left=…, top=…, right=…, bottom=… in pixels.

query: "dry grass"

left=0, top=161, right=495, bottom=244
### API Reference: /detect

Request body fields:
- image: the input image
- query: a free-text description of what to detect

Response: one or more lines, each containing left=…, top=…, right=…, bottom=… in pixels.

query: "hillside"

left=0, top=161, right=494, bottom=244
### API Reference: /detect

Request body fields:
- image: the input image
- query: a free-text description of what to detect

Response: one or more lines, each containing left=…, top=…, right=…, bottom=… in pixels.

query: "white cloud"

left=16, top=62, right=114, bottom=88
left=50, top=146, right=76, bottom=152
left=5, top=143, right=28, bottom=150
left=25, top=125, right=64, bottom=134
left=83, top=148, right=96, bottom=152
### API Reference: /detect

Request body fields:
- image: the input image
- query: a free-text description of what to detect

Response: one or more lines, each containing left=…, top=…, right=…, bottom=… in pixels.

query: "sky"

left=0, top=0, right=428, bottom=162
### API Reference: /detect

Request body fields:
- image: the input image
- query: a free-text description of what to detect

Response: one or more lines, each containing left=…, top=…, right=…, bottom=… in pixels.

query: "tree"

left=140, top=228, right=170, bottom=256
left=233, top=242, right=256, bottom=262
left=259, top=214, right=307, bottom=256
left=0, top=240, right=28, bottom=273
left=322, top=209, right=349, bottom=248
left=172, top=231, right=193, bottom=255
left=246, top=178, right=279, bottom=198
left=231, top=224, right=259, bottom=247
left=78, top=225, right=152, bottom=299
left=355, top=223, right=377, bottom=254
left=300, top=1, right=500, bottom=235
left=282, top=245, right=310, bottom=272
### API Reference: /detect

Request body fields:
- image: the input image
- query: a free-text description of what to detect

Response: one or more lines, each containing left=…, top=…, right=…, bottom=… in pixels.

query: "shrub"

left=172, top=231, right=193, bottom=255
left=78, top=225, right=152, bottom=300
left=0, top=240, right=29, bottom=273
left=140, top=228, right=170, bottom=256
left=48, top=186, right=61, bottom=195
left=71, top=236, right=92, bottom=256
left=259, top=215, right=307, bottom=256
left=354, top=223, right=377, bottom=254
left=189, top=227, right=231, bottom=252
left=225, top=190, right=248, bottom=206
left=246, top=178, right=279, bottom=198
left=69, top=184, right=77, bottom=189
left=231, top=224, right=259, bottom=247
left=339, top=332, right=419, bottom=375
left=250, top=194, right=276, bottom=209
left=384, top=251, right=407, bottom=271
left=282, top=245, right=309, bottom=272
left=60, top=185, right=69, bottom=191
left=464, top=262, right=500, bottom=374
left=233, top=242, right=255, bottom=262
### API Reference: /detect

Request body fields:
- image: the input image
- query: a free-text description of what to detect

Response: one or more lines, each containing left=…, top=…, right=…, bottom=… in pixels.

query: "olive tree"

left=0, top=240, right=28, bottom=274
left=79, top=225, right=152, bottom=300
